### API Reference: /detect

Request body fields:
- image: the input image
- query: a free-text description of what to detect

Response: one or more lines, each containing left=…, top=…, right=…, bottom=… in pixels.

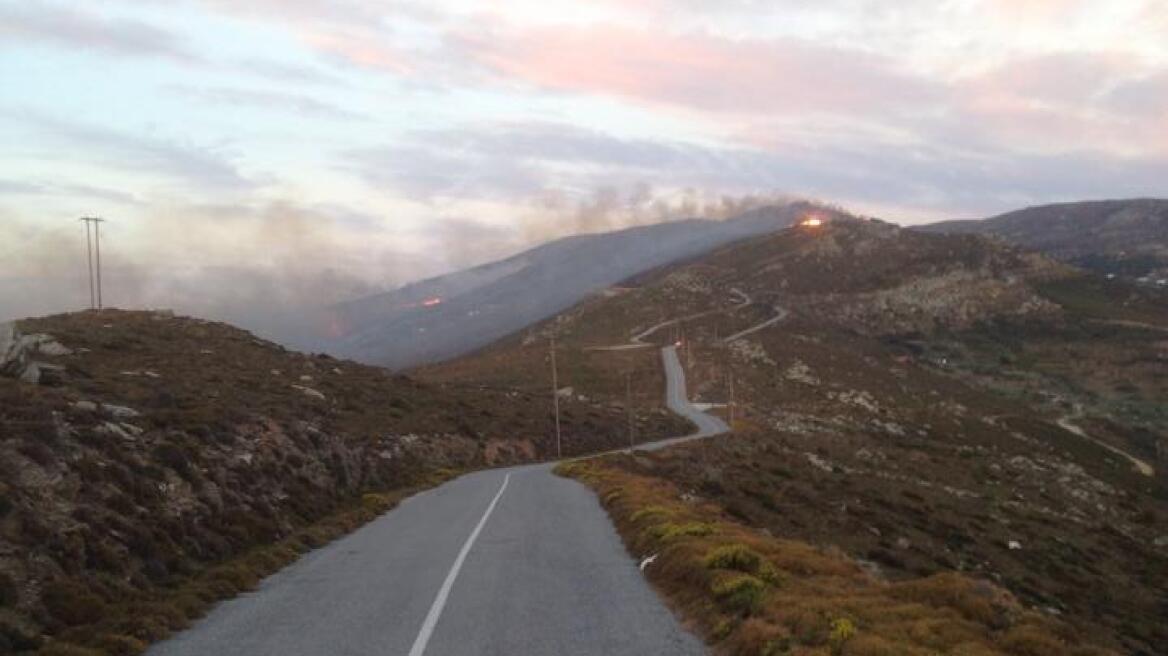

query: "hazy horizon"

left=3, top=0, right=1166, bottom=340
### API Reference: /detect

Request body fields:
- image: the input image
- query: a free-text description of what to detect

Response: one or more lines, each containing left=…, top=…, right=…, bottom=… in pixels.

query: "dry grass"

left=556, top=458, right=1118, bottom=656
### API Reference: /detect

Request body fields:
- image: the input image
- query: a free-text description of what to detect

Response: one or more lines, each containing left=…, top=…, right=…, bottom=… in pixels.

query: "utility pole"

left=626, top=370, right=635, bottom=450
left=79, top=217, right=105, bottom=309
left=550, top=334, right=562, bottom=459
left=728, top=373, right=735, bottom=428
left=81, top=218, right=94, bottom=309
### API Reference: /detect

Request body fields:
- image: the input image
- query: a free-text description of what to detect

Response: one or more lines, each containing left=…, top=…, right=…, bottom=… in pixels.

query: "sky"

left=1, top=0, right=1166, bottom=340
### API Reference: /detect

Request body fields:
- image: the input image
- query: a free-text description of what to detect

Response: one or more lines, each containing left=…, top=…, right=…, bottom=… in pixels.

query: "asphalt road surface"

left=148, top=346, right=719, bottom=656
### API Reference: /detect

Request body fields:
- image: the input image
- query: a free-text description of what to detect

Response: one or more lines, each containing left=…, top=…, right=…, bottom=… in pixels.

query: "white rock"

left=1008, top=540, right=1023, bottom=550
left=292, top=384, right=326, bottom=400
left=18, top=362, right=41, bottom=384
left=103, top=403, right=141, bottom=419
left=38, top=339, right=71, bottom=356
left=72, top=400, right=98, bottom=412
left=98, top=422, right=137, bottom=441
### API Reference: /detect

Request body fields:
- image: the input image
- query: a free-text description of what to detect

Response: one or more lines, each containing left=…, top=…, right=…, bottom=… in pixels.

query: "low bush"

left=710, top=572, right=767, bottom=615
left=41, top=582, right=106, bottom=627
left=557, top=457, right=1116, bottom=656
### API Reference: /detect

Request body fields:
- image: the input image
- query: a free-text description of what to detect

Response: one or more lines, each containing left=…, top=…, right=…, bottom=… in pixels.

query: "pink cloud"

left=456, top=25, right=941, bottom=116
left=302, top=31, right=414, bottom=74
left=981, top=0, right=1088, bottom=24
left=948, top=52, right=1167, bottom=155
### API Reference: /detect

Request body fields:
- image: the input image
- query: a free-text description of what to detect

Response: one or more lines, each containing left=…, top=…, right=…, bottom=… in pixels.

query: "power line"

left=79, top=217, right=105, bottom=310
left=82, top=218, right=94, bottom=308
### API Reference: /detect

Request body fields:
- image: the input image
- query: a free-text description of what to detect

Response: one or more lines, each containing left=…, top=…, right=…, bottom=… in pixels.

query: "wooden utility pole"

left=82, top=218, right=94, bottom=309
left=626, top=370, right=635, bottom=450
left=728, top=373, right=735, bottom=428
left=550, top=335, right=562, bottom=458
left=79, top=217, right=105, bottom=309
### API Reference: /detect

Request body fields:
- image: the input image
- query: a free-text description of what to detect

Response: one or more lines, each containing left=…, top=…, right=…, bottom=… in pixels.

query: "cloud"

left=0, top=3, right=197, bottom=62
left=348, top=118, right=1168, bottom=223
left=345, top=121, right=785, bottom=204
left=0, top=178, right=142, bottom=205
left=233, top=57, right=343, bottom=85
left=6, top=110, right=258, bottom=191
left=345, top=143, right=545, bottom=201
left=170, top=85, right=371, bottom=121
left=1105, top=70, right=1168, bottom=117
left=457, top=25, right=942, bottom=117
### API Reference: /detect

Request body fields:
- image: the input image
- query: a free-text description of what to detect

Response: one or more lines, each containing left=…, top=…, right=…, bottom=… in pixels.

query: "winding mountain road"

left=148, top=346, right=721, bottom=656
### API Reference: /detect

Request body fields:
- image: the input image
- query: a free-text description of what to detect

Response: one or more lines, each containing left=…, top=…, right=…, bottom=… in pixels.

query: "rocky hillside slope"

left=328, top=201, right=852, bottom=369
left=921, top=198, right=1168, bottom=283
left=429, top=216, right=1168, bottom=654
left=0, top=310, right=687, bottom=654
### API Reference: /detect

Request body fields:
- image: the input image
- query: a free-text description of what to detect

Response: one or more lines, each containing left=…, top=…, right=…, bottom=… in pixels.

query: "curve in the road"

left=721, top=304, right=788, bottom=343
left=586, top=287, right=753, bottom=352
left=147, top=349, right=728, bottom=656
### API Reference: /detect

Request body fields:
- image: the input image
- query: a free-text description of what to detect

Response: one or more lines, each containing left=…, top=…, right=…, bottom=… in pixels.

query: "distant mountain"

left=920, top=198, right=1168, bottom=280
left=328, top=202, right=842, bottom=369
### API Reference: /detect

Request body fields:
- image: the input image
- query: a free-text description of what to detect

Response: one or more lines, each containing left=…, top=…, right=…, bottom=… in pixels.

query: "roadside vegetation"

left=0, top=309, right=688, bottom=654
left=558, top=457, right=1117, bottom=656
left=30, top=472, right=454, bottom=656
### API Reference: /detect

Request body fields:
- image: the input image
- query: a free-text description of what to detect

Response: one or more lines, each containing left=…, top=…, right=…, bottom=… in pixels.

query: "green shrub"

left=710, top=573, right=766, bottom=615
left=630, top=505, right=671, bottom=523
left=705, top=544, right=764, bottom=572
left=705, top=543, right=783, bottom=584
left=828, top=617, right=856, bottom=654
left=649, top=518, right=710, bottom=539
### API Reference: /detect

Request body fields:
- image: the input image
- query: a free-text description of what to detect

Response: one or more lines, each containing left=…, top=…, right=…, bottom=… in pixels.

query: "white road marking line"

left=407, top=473, right=510, bottom=656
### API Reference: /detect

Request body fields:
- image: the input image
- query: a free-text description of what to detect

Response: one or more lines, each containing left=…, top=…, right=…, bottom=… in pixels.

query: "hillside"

left=921, top=198, right=1168, bottom=282
left=0, top=310, right=688, bottom=654
left=427, top=217, right=1168, bottom=654
left=327, top=202, right=851, bottom=369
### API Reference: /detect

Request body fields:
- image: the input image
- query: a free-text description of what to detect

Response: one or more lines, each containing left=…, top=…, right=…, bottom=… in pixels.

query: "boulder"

left=1, top=324, right=71, bottom=384
left=17, top=361, right=40, bottom=384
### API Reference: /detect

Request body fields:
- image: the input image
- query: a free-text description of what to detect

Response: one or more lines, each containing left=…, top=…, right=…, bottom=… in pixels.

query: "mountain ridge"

left=920, top=198, right=1168, bottom=281
left=328, top=202, right=848, bottom=369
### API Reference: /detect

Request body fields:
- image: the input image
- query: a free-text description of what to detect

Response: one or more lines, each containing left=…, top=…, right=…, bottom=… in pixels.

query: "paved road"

left=148, top=346, right=719, bottom=656
left=657, top=345, right=728, bottom=442
left=721, top=304, right=788, bottom=343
